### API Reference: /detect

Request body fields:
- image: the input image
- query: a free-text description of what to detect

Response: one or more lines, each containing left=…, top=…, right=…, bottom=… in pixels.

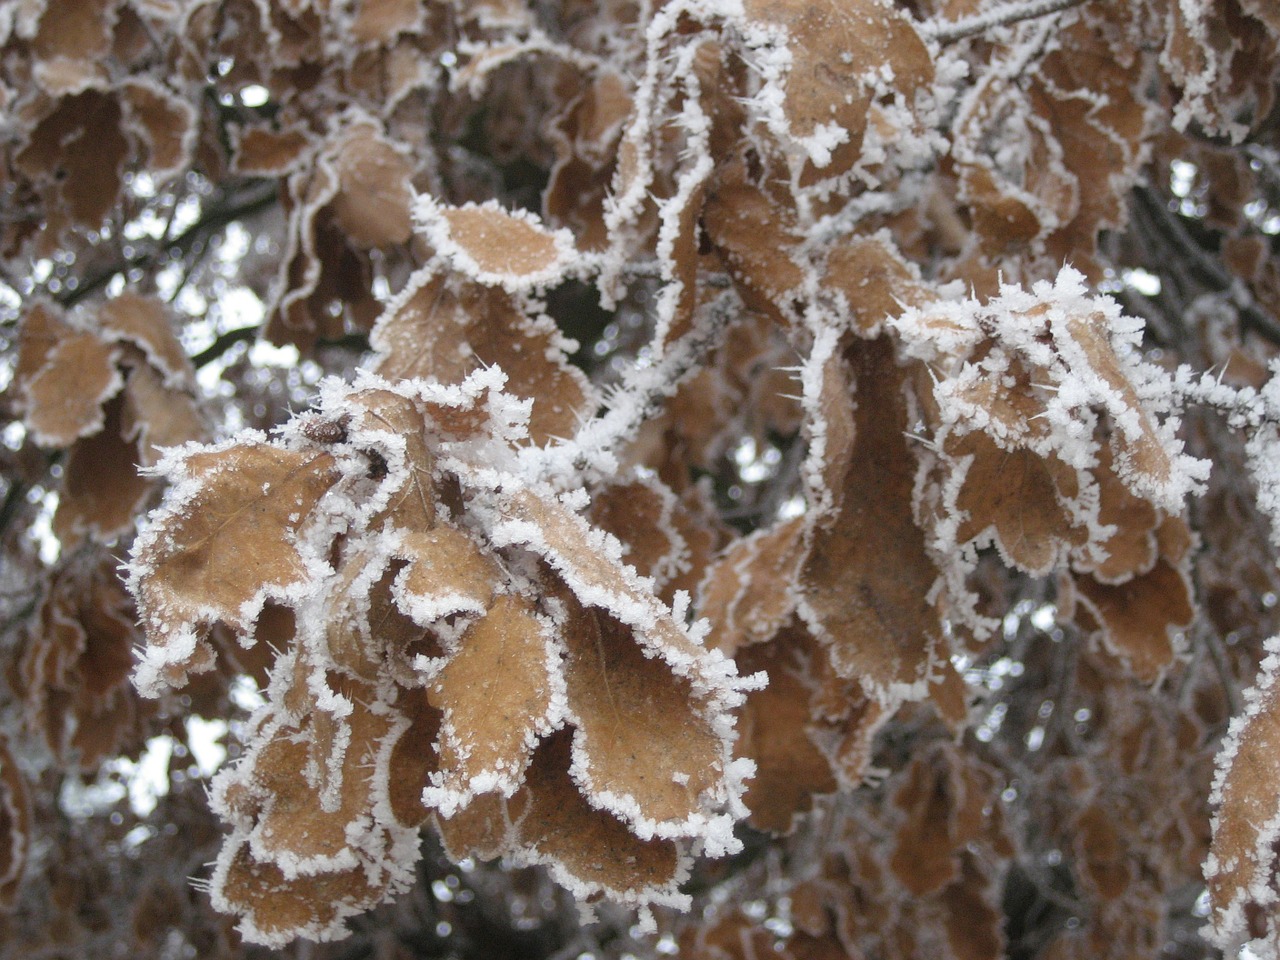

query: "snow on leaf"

left=740, top=0, right=933, bottom=176
left=1207, top=636, right=1280, bottom=955
left=427, top=593, right=558, bottom=806
left=129, top=442, right=340, bottom=695
left=370, top=269, right=591, bottom=445
left=418, top=197, right=579, bottom=290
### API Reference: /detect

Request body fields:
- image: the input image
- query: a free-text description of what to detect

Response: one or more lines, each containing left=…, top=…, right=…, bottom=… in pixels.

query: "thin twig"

left=922, top=0, right=1086, bottom=44
left=58, top=179, right=279, bottom=310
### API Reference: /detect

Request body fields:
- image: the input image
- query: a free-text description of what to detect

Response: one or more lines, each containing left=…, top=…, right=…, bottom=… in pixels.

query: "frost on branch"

left=127, top=371, right=754, bottom=944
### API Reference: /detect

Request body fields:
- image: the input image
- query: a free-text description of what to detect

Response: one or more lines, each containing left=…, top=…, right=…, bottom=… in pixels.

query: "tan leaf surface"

left=435, top=202, right=570, bottom=282
left=734, top=635, right=836, bottom=834
left=502, top=488, right=707, bottom=666
left=350, top=0, right=424, bottom=44
left=134, top=443, right=339, bottom=640
left=121, top=79, right=196, bottom=177
left=330, top=123, right=414, bottom=248
left=743, top=0, right=932, bottom=175
left=512, top=728, right=683, bottom=897
left=560, top=596, right=722, bottom=828
left=22, top=331, right=121, bottom=447
left=393, top=524, right=502, bottom=622
left=372, top=272, right=590, bottom=444
left=587, top=477, right=689, bottom=593
left=428, top=594, right=555, bottom=798
left=801, top=338, right=941, bottom=700
left=1208, top=640, right=1280, bottom=952
left=702, top=165, right=804, bottom=324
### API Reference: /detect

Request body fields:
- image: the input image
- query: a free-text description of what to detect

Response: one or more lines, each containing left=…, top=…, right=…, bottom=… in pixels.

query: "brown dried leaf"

left=132, top=442, right=339, bottom=688
left=232, top=126, right=315, bottom=176
left=1208, top=640, right=1280, bottom=952
left=426, top=200, right=573, bottom=285
left=329, top=122, right=414, bottom=248
left=393, top=524, right=502, bottom=623
left=16, top=89, right=128, bottom=234
left=99, top=293, right=193, bottom=387
left=587, top=477, right=688, bottom=593
left=53, top=394, right=153, bottom=547
left=512, top=728, right=683, bottom=897
left=743, top=0, right=933, bottom=176
left=801, top=338, right=941, bottom=701
left=951, top=432, right=1081, bottom=575
left=560, top=595, right=722, bottom=828
left=700, top=517, right=806, bottom=653
left=824, top=234, right=933, bottom=334
left=213, top=840, right=385, bottom=947
left=702, top=163, right=804, bottom=324
left=1072, top=559, right=1193, bottom=683
left=733, top=634, right=836, bottom=834
left=372, top=271, right=590, bottom=444
left=120, top=362, right=207, bottom=467
left=428, top=594, right=555, bottom=799
left=121, top=79, right=196, bottom=178
left=0, top=737, right=31, bottom=909
left=385, top=688, right=443, bottom=829
left=21, top=330, right=121, bottom=446
left=349, top=0, right=424, bottom=44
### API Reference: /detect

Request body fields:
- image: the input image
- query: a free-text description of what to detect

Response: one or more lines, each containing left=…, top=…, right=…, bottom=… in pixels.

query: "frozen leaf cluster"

left=2, top=0, right=1280, bottom=957
left=127, top=370, right=754, bottom=944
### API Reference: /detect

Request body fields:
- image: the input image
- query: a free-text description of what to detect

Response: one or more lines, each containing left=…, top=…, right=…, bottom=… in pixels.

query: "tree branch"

left=922, top=0, right=1087, bottom=44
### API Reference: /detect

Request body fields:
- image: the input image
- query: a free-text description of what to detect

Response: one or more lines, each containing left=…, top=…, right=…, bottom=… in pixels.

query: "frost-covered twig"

left=921, top=0, right=1085, bottom=44
left=533, top=287, right=740, bottom=483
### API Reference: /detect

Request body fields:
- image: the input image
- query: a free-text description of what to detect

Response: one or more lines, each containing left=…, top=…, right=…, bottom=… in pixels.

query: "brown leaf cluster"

left=3, top=0, right=1280, bottom=956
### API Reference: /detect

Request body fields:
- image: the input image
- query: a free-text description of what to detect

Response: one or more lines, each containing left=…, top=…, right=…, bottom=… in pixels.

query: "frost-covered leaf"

left=1207, top=637, right=1280, bottom=955
left=799, top=337, right=942, bottom=703
left=700, top=517, right=806, bottom=653
left=740, top=0, right=933, bottom=176
left=371, top=270, right=591, bottom=444
left=427, top=594, right=557, bottom=804
left=733, top=632, right=836, bottom=834
left=418, top=198, right=578, bottom=290
left=20, top=330, right=121, bottom=447
left=130, top=442, right=339, bottom=694
left=329, top=120, right=414, bottom=249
